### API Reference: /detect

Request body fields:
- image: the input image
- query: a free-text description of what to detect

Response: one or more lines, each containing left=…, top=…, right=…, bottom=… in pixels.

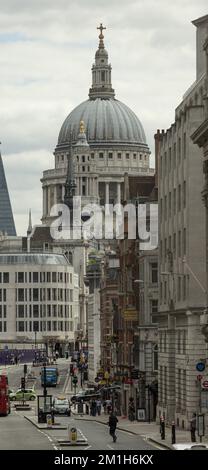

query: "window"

left=0, top=273, right=1, bottom=283
left=178, top=277, right=181, bottom=301
left=18, top=289, right=24, bottom=302
left=117, top=153, right=121, bottom=159
left=17, top=272, right=24, bottom=283
left=183, top=228, right=186, bottom=255
left=151, top=263, right=158, bottom=283
left=99, top=152, right=104, bottom=159
left=108, top=153, right=113, bottom=159
left=18, top=321, right=24, bottom=332
left=183, top=132, right=186, bottom=159
left=52, top=272, right=57, bottom=283
left=173, top=233, right=176, bottom=255
left=183, top=276, right=186, bottom=301
left=153, top=345, right=158, bottom=372
left=169, top=192, right=171, bottom=213
left=178, top=230, right=181, bottom=257
left=173, top=188, right=176, bottom=214
left=183, top=181, right=186, bottom=208
left=3, top=272, right=9, bottom=283
left=3, top=306, right=6, bottom=317
left=18, top=305, right=24, bottom=318
left=178, top=137, right=181, bottom=162
left=133, top=153, right=136, bottom=159
left=3, top=289, right=6, bottom=302
left=151, top=299, right=158, bottom=314
left=33, top=305, right=39, bottom=318
left=91, top=153, right=94, bottom=159
left=70, top=290, right=73, bottom=301
left=169, top=147, right=171, bottom=170
left=33, top=272, right=38, bottom=283
left=33, top=289, right=39, bottom=301
left=82, top=185, right=86, bottom=196
left=140, top=154, right=142, bottom=161
left=82, top=156, right=85, bottom=163
left=164, top=196, right=167, bottom=220
left=126, top=153, right=129, bottom=159
left=101, top=71, right=105, bottom=81
left=173, top=143, right=176, bottom=168
left=178, top=185, right=181, bottom=211
left=82, top=166, right=85, bottom=172
left=33, top=321, right=39, bottom=332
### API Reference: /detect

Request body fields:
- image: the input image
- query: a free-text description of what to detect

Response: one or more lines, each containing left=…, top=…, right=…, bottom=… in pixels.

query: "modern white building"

left=157, top=15, right=208, bottom=430
left=0, top=252, right=79, bottom=355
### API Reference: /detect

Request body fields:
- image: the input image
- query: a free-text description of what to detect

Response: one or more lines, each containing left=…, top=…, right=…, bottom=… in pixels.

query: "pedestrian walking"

left=108, top=412, right=118, bottom=442
left=190, top=413, right=197, bottom=442
left=96, top=399, right=102, bottom=416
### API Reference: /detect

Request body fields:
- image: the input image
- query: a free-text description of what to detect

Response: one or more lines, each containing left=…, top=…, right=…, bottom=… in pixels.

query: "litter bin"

left=47, top=414, right=52, bottom=428
left=38, top=409, right=46, bottom=423
left=69, top=426, right=77, bottom=442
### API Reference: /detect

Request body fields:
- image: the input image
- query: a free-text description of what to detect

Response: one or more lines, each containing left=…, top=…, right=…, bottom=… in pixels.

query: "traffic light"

left=72, top=376, right=78, bottom=385
left=70, top=364, right=74, bottom=376
left=21, top=377, right=25, bottom=390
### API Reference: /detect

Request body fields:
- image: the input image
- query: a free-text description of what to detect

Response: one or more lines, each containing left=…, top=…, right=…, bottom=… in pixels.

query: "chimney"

left=192, top=15, right=208, bottom=81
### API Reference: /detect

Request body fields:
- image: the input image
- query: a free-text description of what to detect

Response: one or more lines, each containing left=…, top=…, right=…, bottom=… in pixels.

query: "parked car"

left=172, top=443, right=208, bottom=450
left=53, top=396, right=71, bottom=416
left=9, top=388, right=36, bottom=401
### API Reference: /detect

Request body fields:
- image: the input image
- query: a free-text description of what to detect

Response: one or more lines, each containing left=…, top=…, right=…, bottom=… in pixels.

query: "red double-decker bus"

left=0, top=374, right=10, bottom=416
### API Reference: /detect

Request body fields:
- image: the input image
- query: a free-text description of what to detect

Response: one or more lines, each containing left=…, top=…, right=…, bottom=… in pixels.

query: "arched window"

left=82, top=156, right=85, bottom=163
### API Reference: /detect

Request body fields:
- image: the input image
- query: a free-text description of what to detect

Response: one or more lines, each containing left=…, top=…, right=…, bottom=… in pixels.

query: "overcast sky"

left=0, top=0, right=208, bottom=235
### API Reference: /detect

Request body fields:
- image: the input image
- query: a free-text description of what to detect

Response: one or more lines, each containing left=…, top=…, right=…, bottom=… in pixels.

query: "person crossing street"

left=108, top=412, right=118, bottom=442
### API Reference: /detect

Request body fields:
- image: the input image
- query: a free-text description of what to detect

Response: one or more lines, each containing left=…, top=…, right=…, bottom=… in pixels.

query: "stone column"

left=43, top=187, right=47, bottom=217
left=62, top=185, right=65, bottom=201
left=117, top=182, right=121, bottom=204
left=80, top=178, right=82, bottom=196
left=54, top=185, right=57, bottom=206
left=47, top=186, right=51, bottom=215
left=86, top=178, right=89, bottom=196
left=105, top=182, right=109, bottom=205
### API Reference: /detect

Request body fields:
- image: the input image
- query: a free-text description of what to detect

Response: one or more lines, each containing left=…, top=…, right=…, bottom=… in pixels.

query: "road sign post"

left=198, top=414, right=205, bottom=443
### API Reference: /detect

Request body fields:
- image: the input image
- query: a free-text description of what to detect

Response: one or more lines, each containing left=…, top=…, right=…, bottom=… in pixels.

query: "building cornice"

left=191, top=118, right=208, bottom=147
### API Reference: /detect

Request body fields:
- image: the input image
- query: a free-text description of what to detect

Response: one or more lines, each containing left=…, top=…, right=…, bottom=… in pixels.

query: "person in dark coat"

left=108, top=413, right=118, bottom=442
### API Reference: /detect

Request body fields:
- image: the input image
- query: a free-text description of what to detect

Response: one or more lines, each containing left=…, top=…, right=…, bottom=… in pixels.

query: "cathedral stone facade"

left=41, top=24, right=154, bottom=224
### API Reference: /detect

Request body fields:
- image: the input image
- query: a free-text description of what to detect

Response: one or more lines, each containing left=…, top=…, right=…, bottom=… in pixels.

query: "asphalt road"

left=0, top=360, right=162, bottom=450
left=0, top=412, right=54, bottom=450
left=38, top=416, right=159, bottom=451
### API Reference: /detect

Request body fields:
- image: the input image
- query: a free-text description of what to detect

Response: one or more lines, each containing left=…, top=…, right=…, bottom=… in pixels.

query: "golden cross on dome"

left=97, top=23, right=106, bottom=39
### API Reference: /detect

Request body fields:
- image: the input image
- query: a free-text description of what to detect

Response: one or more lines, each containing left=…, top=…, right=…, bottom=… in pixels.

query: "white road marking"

left=107, top=444, right=114, bottom=450
left=85, top=445, right=92, bottom=450
left=37, top=429, right=58, bottom=450
left=78, top=427, right=88, bottom=442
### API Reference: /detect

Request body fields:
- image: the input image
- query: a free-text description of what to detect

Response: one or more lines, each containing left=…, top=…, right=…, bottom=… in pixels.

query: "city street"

left=0, top=360, right=161, bottom=450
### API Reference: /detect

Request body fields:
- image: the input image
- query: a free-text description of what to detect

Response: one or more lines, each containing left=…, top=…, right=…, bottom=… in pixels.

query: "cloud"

left=0, top=0, right=208, bottom=234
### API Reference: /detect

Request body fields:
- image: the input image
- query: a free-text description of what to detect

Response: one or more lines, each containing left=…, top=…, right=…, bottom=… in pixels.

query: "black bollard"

left=171, top=421, right=176, bottom=444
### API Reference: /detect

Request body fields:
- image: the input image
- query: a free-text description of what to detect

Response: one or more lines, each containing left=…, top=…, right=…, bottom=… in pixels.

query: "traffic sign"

left=202, top=380, right=208, bottom=389
left=196, top=362, right=205, bottom=372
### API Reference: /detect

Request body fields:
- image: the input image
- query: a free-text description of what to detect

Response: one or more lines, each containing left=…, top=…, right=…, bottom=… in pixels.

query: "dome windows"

left=82, top=156, right=85, bottom=162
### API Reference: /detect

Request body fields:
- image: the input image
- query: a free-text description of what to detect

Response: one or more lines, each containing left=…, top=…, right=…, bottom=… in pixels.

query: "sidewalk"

left=72, top=412, right=208, bottom=449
